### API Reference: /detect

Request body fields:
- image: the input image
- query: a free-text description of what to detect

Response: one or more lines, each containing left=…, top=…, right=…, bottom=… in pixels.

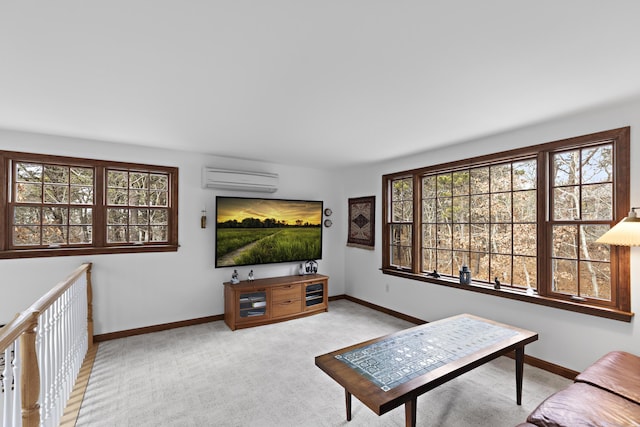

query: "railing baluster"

left=2, top=343, right=17, bottom=427
left=61, top=289, right=71, bottom=425
left=87, top=266, right=93, bottom=348
left=35, top=314, right=42, bottom=427
left=12, top=341, right=21, bottom=427
left=39, top=306, right=51, bottom=427
left=52, top=298, right=61, bottom=427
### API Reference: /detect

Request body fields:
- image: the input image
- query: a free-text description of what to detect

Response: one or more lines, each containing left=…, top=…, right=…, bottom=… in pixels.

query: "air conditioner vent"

left=202, top=167, right=278, bottom=193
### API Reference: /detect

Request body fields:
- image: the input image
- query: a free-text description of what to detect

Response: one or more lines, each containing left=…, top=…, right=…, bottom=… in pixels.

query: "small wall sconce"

left=201, top=209, right=207, bottom=229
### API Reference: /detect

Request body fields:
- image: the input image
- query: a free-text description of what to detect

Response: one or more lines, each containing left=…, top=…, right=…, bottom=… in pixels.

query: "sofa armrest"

left=526, top=382, right=640, bottom=427
left=575, top=351, right=640, bottom=404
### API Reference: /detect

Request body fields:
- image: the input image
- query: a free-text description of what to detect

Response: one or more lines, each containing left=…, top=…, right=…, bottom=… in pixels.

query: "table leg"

left=345, top=389, right=352, bottom=421
left=515, top=346, right=524, bottom=405
left=405, top=397, right=417, bottom=427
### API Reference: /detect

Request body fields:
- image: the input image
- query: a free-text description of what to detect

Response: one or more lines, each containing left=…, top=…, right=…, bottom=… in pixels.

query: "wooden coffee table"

left=315, top=313, right=538, bottom=427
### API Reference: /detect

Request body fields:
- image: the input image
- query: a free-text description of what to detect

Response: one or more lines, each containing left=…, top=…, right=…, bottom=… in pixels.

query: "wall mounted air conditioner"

left=202, top=167, right=279, bottom=193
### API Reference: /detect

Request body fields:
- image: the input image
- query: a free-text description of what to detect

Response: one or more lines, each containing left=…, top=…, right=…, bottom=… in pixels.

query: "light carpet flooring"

left=76, top=300, right=571, bottom=427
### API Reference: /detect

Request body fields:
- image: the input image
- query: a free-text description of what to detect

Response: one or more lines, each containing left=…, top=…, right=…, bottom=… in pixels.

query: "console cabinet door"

left=236, top=289, right=269, bottom=324
left=304, top=280, right=327, bottom=311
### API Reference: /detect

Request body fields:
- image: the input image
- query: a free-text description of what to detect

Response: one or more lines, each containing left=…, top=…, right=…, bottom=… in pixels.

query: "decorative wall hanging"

left=347, top=196, right=375, bottom=249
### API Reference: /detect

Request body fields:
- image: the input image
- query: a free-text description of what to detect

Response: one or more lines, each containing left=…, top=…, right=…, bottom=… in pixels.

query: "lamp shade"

left=595, top=208, right=640, bottom=246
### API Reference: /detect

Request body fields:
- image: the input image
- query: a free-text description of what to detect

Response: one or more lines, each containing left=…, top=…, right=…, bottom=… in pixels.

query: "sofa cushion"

left=526, top=382, right=640, bottom=427
left=575, top=350, right=640, bottom=404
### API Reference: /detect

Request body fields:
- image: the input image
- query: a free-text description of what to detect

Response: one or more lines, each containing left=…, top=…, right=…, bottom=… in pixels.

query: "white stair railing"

left=0, top=263, right=93, bottom=427
left=37, top=272, right=88, bottom=427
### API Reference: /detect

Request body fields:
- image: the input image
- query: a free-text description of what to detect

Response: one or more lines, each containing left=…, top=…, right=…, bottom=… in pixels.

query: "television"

left=215, top=196, right=323, bottom=268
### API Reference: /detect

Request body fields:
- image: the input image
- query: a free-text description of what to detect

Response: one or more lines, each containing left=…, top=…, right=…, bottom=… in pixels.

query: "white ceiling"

left=2, top=1, right=640, bottom=169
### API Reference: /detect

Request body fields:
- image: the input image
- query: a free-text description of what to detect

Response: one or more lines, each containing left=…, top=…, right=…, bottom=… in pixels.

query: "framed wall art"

left=347, top=196, right=375, bottom=249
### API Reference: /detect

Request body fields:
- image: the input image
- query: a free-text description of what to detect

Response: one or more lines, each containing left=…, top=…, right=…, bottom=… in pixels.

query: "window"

left=550, top=144, right=613, bottom=303
left=382, top=127, right=631, bottom=321
left=106, top=169, right=170, bottom=244
left=389, top=177, right=413, bottom=270
left=13, top=162, right=94, bottom=247
left=0, top=151, right=178, bottom=258
left=420, top=159, right=537, bottom=288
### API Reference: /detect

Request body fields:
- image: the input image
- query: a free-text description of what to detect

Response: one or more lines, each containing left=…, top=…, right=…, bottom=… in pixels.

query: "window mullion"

left=1, top=156, right=9, bottom=252
left=412, top=174, right=421, bottom=273
left=538, top=152, right=550, bottom=298
left=94, top=166, right=105, bottom=247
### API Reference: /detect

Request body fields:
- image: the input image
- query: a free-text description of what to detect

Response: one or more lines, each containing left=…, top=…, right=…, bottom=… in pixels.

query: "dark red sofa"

left=518, top=351, right=640, bottom=426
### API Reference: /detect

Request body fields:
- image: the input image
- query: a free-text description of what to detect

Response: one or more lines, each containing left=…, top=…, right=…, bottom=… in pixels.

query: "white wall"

left=3, top=96, right=639, bottom=373
left=343, top=96, right=640, bottom=372
left=0, top=129, right=346, bottom=334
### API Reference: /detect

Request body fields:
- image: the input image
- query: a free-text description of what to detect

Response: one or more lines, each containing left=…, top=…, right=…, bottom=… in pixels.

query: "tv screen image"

left=215, top=196, right=323, bottom=267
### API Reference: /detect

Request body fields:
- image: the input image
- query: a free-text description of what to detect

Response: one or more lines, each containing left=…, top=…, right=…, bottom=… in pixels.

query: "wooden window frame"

left=0, top=150, right=179, bottom=259
left=382, top=127, right=632, bottom=322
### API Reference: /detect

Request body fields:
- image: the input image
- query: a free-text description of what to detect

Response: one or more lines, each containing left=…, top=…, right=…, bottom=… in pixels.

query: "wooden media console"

left=223, top=274, right=328, bottom=330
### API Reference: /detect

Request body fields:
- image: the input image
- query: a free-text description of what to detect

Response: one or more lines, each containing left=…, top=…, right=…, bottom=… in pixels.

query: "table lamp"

left=596, top=207, right=640, bottom=246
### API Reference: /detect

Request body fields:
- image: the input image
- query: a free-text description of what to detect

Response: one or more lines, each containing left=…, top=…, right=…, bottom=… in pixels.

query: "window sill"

left=381, top=268, right=634, bottom=322
left=0, top=244, right=179, bottom=260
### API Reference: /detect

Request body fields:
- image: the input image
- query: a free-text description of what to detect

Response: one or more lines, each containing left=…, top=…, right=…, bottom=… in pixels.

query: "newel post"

left=20, top=310, right=41, bottom=427
left=86, top=262, right=94, bottom=348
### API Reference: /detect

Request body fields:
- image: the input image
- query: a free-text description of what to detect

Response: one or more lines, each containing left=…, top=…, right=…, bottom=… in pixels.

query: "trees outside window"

left=550, top=144, right=614, bottom=302
left=420, top=159, right=537, bottom=289
left=13, top=162, right=94, bottom=247
left=1, top=151, right=178, bottom=258
left=106, top=170, right=170, bottom=244
left=389, top=177, right=413, bottom=269
left=382, top=128, right=631, bottom=321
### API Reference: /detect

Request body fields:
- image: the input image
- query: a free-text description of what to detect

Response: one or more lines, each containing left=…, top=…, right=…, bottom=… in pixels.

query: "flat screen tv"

left=215, top=196, right=323, bottom=268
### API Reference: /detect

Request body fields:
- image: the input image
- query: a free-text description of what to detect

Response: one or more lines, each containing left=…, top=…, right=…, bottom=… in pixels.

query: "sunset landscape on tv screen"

left=215, top=196, right=323, bottom=267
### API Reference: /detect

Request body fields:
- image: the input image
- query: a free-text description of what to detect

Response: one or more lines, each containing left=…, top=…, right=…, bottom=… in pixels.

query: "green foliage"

left=216, top=228, right=280, bottom=258
left=217, top=227, right=321, bottom=265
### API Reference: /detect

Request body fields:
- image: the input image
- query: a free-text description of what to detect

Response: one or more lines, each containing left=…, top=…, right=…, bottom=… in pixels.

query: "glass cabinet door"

left=239, top=291, right=267, bottom=318
left=304, top=283, right=324, bottom=308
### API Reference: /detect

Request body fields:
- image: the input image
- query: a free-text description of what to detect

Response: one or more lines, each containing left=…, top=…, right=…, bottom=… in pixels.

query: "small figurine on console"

left=248, top=270, right=254, bottom=281
left=231, top=269, right=240, bottom=284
